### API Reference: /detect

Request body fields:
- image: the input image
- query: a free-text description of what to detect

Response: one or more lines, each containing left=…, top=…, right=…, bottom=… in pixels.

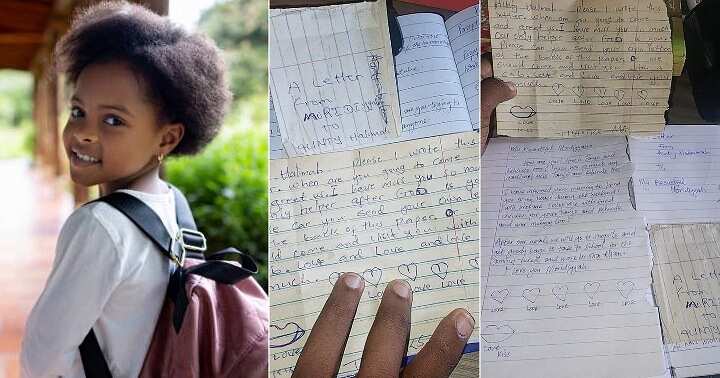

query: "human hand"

left=481, top=53, right=517, bottom=154
left=292, top=273, right=475, bottom=377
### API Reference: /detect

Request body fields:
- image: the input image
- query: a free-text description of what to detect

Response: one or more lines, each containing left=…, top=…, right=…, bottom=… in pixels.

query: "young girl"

left=19, top=2, right=251, bottom=376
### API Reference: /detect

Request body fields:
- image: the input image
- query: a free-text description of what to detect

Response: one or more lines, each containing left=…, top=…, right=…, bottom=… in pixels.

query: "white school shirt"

left=21, top=188, right=178, bottom=377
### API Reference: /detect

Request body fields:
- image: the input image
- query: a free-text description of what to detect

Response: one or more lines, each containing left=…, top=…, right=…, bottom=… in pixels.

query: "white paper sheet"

left=481, top=136, right=666, bottom=377
left=445, top=5, right=479, bottom=131
left=630, top=125, right=720, bottom=224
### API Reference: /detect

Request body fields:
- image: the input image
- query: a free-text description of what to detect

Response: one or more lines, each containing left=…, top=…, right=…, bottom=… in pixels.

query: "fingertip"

left=389, top=279, right=412, bottom=300
left=452, top=308, right=475, bottom=340
left=340, top=272, right=364, bottom=291
left=504, top=81, right=517, bottom=96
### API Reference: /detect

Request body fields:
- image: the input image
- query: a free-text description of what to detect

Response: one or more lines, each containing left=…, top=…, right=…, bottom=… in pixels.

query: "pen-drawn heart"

left=362, top=267, right=382, bottom=287
left=616, top=280, right=635, bottom=299
left=328, top=272, right=343, bottom=286
left=468, top=257, right=479, bottom=270
left=481, top=324, right=515, bottom=343
left=431, top=262, right=449, bottom=280
left=571, top=86, right=585, bottom=97
left=398, top=263, right=418, bottom=281
left=638, top=89, right=648, bottom=100
left=269, top=322, right=306, bottom=348
left=490, top=288, right=510, bottom=303
left=552, top=285, right=569, bottom=302
left=614, top=89, right=625, bottom=102
left=522, top=287, right=541, bottom=303
left=552, top=83, right=564, bottom=96
left=509, top=105, right=536, bottom=119
left=583, top=282, right=600, bottom=299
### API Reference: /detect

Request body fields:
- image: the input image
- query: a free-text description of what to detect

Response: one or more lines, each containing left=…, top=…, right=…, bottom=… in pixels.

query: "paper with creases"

left=650, top=224, right=720, bottom=378
left=269, top=0, right=402, bottom=156
left=481, top=136, right=665, bottom=377
left=270, top=93, right=288, bottom=160
left=630, top=125, right=720, bottom=225
left=488, top=0, right=673, bottom=137
left=268, top=132, right=479, bottom=377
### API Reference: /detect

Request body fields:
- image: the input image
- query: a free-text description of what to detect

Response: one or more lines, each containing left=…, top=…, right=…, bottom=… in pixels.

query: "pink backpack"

left=79, top=189, right=268, bottom=377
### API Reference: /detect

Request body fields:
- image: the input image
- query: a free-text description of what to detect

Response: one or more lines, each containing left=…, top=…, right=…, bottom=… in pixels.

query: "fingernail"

left=505, top=81, right=516, bottom=94
left=343, top=273, right=363, bottom=289
left=455, top=310, right=475, bottom=339
left=391, top=279, right=411, bottom=299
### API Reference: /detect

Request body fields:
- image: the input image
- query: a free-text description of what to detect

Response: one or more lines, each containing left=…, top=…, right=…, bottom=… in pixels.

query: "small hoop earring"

left=158, top=153, right=164, bottom=163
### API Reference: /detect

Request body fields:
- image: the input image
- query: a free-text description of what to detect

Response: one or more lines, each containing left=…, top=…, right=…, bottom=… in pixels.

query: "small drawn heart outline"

left=398, top=263, right=418, bottom=281
left=431, top=262, right=449, bottom=280
left=522, top=288, right=541, bottom=303
left=583, top=282, right=600, bottom=299
left=552, top=285, right=569, bottom=302
left=614, top=89, right=625, bottom=102
left=481, top=324, right=516, bottom=343
left=468, top=257, right=479, bottom=269
left=617, top=280, right=635, bottom=299
left=638, top=89, right=648, bottom=100
left=509, top=105, right=536, bottom=119
left=490, top=288, right=510, bottom=304
left=552, top=83, right=564, bottom=96
left=362, top=267, right=382, bottom=287
left=571, top=86, right=585, bottom=97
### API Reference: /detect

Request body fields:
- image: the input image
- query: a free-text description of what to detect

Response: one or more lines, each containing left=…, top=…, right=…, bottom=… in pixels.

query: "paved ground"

left=0, top=159, right=72, bottom=378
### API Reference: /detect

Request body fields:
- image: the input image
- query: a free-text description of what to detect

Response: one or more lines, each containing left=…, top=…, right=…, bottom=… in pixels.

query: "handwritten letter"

left=489, top=0, right=673, bottom=137
left=269, top=0, right=402, bottom=156
left=446, top=5, right=479, bottom=131
left=481, top=137, right=665, bottom=377
left=630, top=125, right=720, bottom=224
left=394, top=13, right=474, bottom=138
left=650, top=224, right=720, bottom=377
left=268, top=132, right=479, bottom=377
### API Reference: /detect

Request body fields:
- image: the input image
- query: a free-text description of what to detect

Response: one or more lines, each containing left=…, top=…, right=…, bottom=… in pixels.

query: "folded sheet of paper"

left=488, top=0, right=673, bottom=137
left=481, top=137, right=665, bottom=377
left=630, top=125, right=720, bottom=224
left=269, top=0, right=402, bottom=156
left=650, top=224, right=720, bottom=378
left=268, top=132, right=479, bottom=377
left=445, top=5, right=479, bottom=131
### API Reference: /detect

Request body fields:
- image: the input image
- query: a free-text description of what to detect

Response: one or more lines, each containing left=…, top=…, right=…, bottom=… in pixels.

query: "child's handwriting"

left=269, top=132, right=479, bottom=377
left=488, top=0, right=673, bottom=137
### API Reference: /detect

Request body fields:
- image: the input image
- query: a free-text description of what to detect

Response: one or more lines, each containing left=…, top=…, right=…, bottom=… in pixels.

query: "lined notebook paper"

left=481, top=137, right=665, bottom=377
left=269, top=0, right=402, bottom=156
left=630, top=125, right=720, bottom=224
left=269, top=132, right=479, bottom=377
left=488, top=0, right=673, bottom=137
left=650, top=224, right=720, bottom=378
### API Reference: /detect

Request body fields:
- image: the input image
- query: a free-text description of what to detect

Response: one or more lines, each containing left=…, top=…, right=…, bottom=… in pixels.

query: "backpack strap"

left=80, top=330, right=113, bottom=378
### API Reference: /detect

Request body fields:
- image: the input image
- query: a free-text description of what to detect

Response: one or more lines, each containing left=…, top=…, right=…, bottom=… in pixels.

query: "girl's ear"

left=159, top=123, right=185, bottom=156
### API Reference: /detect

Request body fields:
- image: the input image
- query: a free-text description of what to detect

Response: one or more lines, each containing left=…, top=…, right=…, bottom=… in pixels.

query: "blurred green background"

left=0, top=0, right=270, bottom=289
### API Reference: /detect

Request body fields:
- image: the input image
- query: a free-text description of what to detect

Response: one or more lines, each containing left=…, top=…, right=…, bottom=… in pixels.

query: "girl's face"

left=63, top=61, right=182, bottom=190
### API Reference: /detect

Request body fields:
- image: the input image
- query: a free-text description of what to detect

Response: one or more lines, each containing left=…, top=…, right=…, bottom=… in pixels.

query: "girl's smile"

left=62, top=61, right=183, bottom=194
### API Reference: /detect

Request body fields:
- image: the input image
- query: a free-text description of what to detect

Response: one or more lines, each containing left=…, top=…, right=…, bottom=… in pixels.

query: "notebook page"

left=630, top=125, right=720, bottom=224
left=488, top=0, right=673, bottom=137
left=269, top=0, right=401, bottom=156
left=481, top=137, right=665, bottom=377
left=270, top=93, right=288, bottom=160
left=445, top=5, right=479, bottom=131
left=268, top=132, right=479, bottom=377
left=394, top=13, right=473, bottom=138
left=650, top=224, right=720, bottom=377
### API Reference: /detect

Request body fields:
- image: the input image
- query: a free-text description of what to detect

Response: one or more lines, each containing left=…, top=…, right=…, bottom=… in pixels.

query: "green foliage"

left=165, top=127, right=269, bottom=289
left=0, top=70, right=34, bottom=158
left=199, top=0, right=268, bottom=102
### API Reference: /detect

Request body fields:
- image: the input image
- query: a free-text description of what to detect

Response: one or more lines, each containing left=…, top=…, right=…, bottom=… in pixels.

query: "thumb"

left=481, top=78, right=516, bottom=129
